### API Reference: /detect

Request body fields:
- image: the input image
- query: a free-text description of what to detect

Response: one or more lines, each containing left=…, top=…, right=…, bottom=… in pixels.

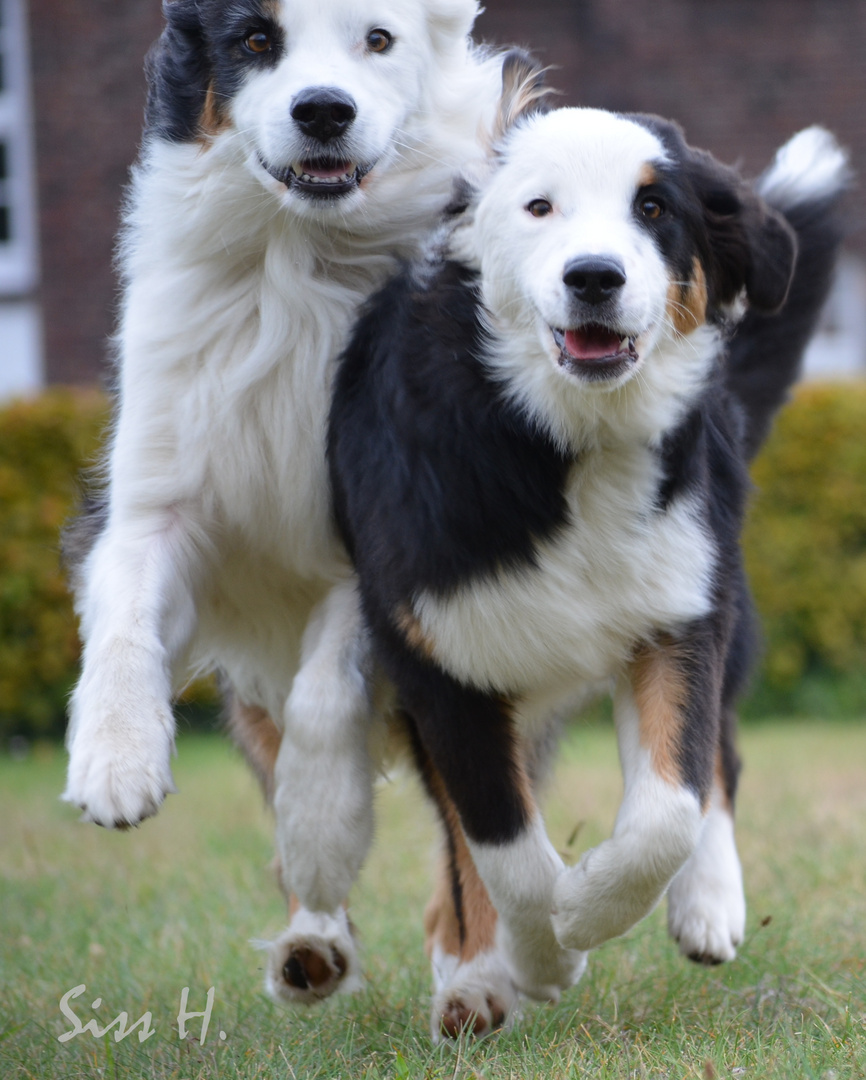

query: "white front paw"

left=500, top=923, right=587, bottom=1002
left=64, top=698, right=176, bottom=828
left=667, top=799, right=746, bottom=964
left=667, top=858, right=745, bottom=964
left=551, top=852, right=666, bottom=951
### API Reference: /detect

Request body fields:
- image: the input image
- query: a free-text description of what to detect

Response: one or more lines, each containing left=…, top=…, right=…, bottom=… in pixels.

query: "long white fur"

left=63, top=0, right=508, bottom=1021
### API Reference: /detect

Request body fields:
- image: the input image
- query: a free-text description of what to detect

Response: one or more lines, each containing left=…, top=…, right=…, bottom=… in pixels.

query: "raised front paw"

left=63, top=700, right=176, bottom=828
left=499, top=923, right=587, bottom=1002
left=551, top=850, right=668, bottom=952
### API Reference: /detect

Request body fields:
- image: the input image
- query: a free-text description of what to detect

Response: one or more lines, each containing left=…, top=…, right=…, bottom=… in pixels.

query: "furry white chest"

left=412, top=441, right=716, bottom=697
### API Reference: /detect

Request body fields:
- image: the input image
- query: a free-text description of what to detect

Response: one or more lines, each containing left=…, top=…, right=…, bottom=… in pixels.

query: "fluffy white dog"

left=63, top=0, right=515, bottom=1032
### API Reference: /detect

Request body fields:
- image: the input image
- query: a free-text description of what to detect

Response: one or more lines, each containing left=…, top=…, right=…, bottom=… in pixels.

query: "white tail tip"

left=759, top=126, right=851, bottom=209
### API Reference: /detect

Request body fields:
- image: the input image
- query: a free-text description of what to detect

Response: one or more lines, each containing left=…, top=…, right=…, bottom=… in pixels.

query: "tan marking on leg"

left=423, top=769, right=500, bottom=964
left=225, top=697, right=282, bottom=802
left=631, top=640, right=688, bottom=787
left=394, top=603, right=437, bottom=659
left=667, top=257, right=708, bottom=335
left=424, top=859, right=463, bottom=959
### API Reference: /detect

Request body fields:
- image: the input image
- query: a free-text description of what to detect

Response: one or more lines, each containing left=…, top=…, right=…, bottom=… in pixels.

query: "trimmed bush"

left=744, top=380, right=866, bottom=691
left=0, top=382, right=864, bottom=742
left=0, top=390, right=108, bottom=740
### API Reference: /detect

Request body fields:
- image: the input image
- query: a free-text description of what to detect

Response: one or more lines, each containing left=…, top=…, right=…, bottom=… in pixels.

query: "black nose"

left=291, top=88, right=357, bottom=142
left=563, top=257, right=627, bottom=305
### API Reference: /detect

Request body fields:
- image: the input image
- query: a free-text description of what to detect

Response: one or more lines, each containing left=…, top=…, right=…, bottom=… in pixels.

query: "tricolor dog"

left=329, top=65, right=848, bottom=1032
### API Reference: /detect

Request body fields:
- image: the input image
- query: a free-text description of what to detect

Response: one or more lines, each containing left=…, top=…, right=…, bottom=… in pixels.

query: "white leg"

left=667, top=783, right=746, bottom=963
left=64, top=512, right=200, bottom=827
left=552, top=679, right=704, bottom=951
left=430, top=945, right=521, bottom=1041
left=469, top=815, right=587, bottom=1001
left=268, top=580, right=374, bottom=1002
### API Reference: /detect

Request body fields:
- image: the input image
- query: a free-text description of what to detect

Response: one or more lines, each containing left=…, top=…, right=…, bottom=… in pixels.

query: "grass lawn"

left=1, top=720, right=864, bottom=1079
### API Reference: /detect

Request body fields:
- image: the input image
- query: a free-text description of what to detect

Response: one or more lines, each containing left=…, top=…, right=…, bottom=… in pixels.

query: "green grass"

left=1, top=722, right=864, bottom=1079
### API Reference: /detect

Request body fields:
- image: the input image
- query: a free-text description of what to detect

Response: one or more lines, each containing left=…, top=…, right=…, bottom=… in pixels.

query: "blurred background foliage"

left=1, top=384, right=865, bottom=743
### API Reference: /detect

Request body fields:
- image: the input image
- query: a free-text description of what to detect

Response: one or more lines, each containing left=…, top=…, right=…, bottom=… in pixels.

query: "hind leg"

left=421, top=773, right=521, bottom=1039
left=228, top=697, right=363, bottom=1001
left=230, top=581, right=373, bottom=1002
left=389, top=650, right=585, bottom=1002
left=667, top=708, right=746, bottom=964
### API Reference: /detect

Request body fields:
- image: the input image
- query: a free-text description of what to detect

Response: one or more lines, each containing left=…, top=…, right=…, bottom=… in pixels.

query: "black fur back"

left=726, top=190, right=848, bottom=458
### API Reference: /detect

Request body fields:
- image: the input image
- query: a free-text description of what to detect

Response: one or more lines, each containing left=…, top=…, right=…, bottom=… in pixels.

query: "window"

left=0, top=0, right=37, bottom=295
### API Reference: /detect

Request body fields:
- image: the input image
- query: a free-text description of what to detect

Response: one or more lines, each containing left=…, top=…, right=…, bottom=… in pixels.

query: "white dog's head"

left=146, top=0, right=482, bottom=216
left=456, top=97, right=796, bottom=396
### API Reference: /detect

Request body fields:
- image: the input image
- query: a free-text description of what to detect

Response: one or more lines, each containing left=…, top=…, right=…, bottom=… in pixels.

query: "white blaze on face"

left=473, top=108, right=674, bottom=364
left=230, top=0, right=439, bottom=188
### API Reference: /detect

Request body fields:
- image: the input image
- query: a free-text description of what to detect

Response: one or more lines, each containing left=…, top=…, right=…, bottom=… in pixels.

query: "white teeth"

left=293, top=167, right=356, bottom=185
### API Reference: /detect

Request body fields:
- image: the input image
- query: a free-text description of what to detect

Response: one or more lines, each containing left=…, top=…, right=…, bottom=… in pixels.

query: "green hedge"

left=744, top=380, right=866, bottom=693
left=1, top=383, right=865, bottom=742
left=0, top=391, right=108, bottom=740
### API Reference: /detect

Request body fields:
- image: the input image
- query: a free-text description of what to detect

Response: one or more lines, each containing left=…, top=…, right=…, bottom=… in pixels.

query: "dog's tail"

left=726, top=127, right=852, bottom=458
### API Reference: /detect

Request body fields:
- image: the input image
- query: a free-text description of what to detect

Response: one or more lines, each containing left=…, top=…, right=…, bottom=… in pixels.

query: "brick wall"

left=29, top=0, right=866, bottom=385
left=28, top=0, right=163, bottom=384
left=476, top=0, right=865, bottom=230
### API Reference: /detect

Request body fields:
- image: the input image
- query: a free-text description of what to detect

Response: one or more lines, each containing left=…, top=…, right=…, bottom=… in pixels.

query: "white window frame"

left=0, top=0, right=37, bottom=296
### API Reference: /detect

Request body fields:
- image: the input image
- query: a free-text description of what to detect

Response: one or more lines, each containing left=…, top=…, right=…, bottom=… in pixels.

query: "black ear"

left=740, top=200, right=798, bottom=313
left=145, top=0, right=211, bottom=143
left=694, top=153, right=798, bottom=316
left=491, top=49, right=556, bottom=145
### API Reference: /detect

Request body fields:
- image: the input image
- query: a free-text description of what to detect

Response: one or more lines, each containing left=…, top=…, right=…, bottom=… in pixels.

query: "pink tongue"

left=564, top=326, right=622, bottom=361
left=302, top=161, right=352, bottom=179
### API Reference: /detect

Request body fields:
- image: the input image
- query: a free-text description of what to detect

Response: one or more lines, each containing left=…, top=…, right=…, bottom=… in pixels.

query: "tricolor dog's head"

left=459, top=88, right=797, bottom=394
left=147, top=0, right=480, bottom=214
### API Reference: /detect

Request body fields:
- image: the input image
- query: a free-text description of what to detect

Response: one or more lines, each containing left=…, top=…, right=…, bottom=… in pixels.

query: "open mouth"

left=261, top=157, right=373, bottom=198
left=551, top=324, right=640, bottom=381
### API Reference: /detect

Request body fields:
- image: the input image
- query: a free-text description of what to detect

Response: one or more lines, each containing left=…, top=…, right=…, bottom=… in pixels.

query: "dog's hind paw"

left=430, top=947, right=520, bottom=1041
left=263, top=908, right=363, bottom=1004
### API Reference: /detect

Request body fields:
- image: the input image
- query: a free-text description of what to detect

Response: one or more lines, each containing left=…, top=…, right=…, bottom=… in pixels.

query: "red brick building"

left=2, top=0, right=864, bottom=395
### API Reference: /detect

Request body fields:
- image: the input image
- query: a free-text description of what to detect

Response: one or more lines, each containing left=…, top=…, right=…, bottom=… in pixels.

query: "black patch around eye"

left=634, top=184, right=674, bottom=228
left=213, top=6, right=284, bottom=66
left=703, top=189, right=741, bottom=217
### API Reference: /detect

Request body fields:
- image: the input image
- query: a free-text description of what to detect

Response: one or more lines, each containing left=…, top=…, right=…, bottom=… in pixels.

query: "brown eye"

left=640, top=197, right=665, bottom=220
left=366, top=28, right=393, bottom=53
left=244, top=31, right=272, bottom=54
left=527, top=198, right=553, bottom=218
